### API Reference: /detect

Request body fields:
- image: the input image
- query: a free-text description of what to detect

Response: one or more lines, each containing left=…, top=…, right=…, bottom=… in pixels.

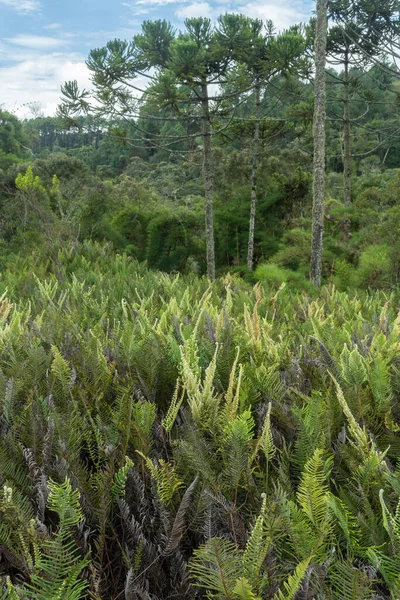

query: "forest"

left=1, top=0, right=400, bottom=598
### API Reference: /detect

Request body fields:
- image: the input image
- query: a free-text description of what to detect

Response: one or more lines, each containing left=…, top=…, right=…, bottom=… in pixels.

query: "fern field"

left=1, top=242, right=400, bottom=599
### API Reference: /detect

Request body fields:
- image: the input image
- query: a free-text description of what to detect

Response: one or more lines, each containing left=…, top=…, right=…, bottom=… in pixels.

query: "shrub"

left=357, top=244, right=392, bottom=289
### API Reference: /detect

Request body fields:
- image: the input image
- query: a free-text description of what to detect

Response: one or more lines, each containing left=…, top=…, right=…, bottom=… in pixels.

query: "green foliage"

left=3, top=479, right=88, bottom=600
left=0, top=244, right=399, bottom=598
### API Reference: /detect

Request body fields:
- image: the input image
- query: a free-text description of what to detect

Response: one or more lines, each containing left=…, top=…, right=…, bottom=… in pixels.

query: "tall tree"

left=0, top=110, right=31, bottom=170
left=310, top=0, right=328, bottom=287
left=327, top=0, right=398, bottom=205
left=239, top=23, right=308, bottom=270
left=60, top=17, right=254, bottom=280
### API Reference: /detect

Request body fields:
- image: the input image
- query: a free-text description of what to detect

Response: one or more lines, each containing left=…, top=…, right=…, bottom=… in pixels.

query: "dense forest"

left=1, top=1, right=400, bottom=599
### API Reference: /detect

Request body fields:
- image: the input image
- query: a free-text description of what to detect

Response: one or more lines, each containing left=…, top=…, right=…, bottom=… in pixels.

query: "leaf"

left=273, top=557, right=311, bottom=600
left=233, top=577, right=261, bottom=600
left=164, top=475, right=199, bottom=555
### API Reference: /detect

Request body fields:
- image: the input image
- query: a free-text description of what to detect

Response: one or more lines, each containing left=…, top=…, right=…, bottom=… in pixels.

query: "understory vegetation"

left=2, top=127, right=400, bottom=290
left=0, top=242, right=399, bottom=599
left=2, top=4, right=400, bottom=597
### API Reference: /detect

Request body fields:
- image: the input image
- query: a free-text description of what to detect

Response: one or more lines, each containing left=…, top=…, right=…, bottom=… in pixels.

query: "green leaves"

left=233, top=578, right=262, bottom=600
left=339, top=344, right=367, bottom=388
left=297, top=449, right=333, bottom=530
left=1, top=242, right=400, bottom=599
left=190, top=537, right=242, bottom=598
left=272, top=557, right=311, bottom=600
left=135, top=19, right=175, bottom=68
left=3, top=479, right=89, bottom=600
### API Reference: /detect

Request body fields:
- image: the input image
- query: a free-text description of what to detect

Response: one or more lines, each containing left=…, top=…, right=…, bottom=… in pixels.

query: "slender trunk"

left=310, top=0, right=328, bottom=288
left=343, top=51, right=351, bottom=207
left=201, top=80, right=215, bottom=281
left=247, top=80, right=261, bottom=271
left=383, top=145, right=390, bottom=164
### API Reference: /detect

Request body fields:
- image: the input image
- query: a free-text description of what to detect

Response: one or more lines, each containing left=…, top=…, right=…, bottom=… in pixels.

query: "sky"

left=0, top=0, right=313, bottom=117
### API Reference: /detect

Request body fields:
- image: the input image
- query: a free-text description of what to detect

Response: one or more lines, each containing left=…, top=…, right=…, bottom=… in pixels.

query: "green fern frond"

left=222, top=409, right=255, bottom=490
left=242, top=493, right=270, bottom=588
left=328, top=559, right=375, bottom=600
left=297, top=449, right=332, bottom=530
left=50, top=346, right=72, bottom=399
left=332, top=377, right=372, bottom=458
left=47, top=478, right=83, bottom=532
left=132, top=400, right=156, bottom=455
left=162, top=379, right=185, bottom=433
left=260, top=403, right=275, bottom=463
left=232, top=577, right=261, bottom=600
left=111, top=457, right=133, bottom=500
left=339, top=345, right=367, bottom=388
left=272, top=557, right=311, bottom=600
left=190, top=537, right=242, bottom=598
left=327, top=495, right=360, bottom=552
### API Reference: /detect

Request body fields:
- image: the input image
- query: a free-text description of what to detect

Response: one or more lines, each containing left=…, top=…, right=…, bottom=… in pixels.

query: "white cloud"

left=44, top=23, right=62, bottom=30
left=0, top=0, right=41, bottom=14
left=238, top=2, right=307, bottom=31
left=0, top=0, right=311, bottom=117
left=176, top=1, right=213, bottom=19
left=0, top=52, right=91, bottom=117
left=5, top=34, right=67, bottom=49
left=136, top=0, right=186, bottom=6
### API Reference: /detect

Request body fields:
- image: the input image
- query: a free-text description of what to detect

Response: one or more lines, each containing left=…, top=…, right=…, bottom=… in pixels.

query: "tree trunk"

left=247, top=80, right=261, bottom=271
left=201, top=80, right=216, bottom=281
left=343, top=51, right=351, bottom=206
left=310, top=0, right=328, bottom=288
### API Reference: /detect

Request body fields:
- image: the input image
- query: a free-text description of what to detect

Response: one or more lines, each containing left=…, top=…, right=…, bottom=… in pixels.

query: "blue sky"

left=0, top=0, right=313, bottom=117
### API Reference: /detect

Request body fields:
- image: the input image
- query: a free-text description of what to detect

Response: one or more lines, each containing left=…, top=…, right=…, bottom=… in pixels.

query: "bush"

left=255, top=262, right=313, bottom=291
left=357, top=244, right=392, bottom=289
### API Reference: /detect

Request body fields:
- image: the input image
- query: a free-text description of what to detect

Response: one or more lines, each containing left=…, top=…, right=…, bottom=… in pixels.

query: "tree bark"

left=247, top=80, right=261, bottom=271
left=310, top=0, right=328, bottom=288
left=201, top=80, right=216, bottom=281
left=343, top=50, right=351, bottom=206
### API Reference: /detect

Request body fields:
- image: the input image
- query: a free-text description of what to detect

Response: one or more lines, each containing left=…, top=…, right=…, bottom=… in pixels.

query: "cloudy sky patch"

left=0, top=0, right=313, bottom=116
left=0, top=0, right=41, bottom=14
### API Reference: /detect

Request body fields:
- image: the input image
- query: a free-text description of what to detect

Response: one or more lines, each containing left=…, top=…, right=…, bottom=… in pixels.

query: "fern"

left=242, top=493, right=270, bottom=590
left=328, top=559, right=375, bottom=600
left=296, top=449, right=332, bottom=530
left=162, top=379, right=185, bottom=433
left=50, top=346, right=73, bottom=400
left=232, top=577, right=261, bottom=600
left=339, top=345, right=367, bottom=388
left=4, top=478, right=89, bottom=600
left=190, top=537, right=242, bottom=599
left=272, top=557, right=311, bottom=600
left=111, top=456, right=133, bottom=500
left=222, top=409, right=255, bottom=491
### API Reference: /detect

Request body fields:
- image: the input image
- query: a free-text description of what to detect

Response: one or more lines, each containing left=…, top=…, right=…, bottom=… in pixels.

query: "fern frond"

left=164, top=475, right=199, bottom=555
left=328, top=559, right=375, bottom=600
left=111, top=457, right=133, bottom=500
left=297, top=449, right=332, bottom=530
left=222, top=409, right=255, bottom=490
left=242, top=493, right=270, bottom=588
left=50, top=346, right=72, bottom=399
left=190, top=537, right=241, bottom=598
left=272, top=557, right=311, bottom=600
left=232, top=577, right=261, bottom=600
left=162, top=380, right=184, bottom=433
left=339, top=345, right=367, bottom=388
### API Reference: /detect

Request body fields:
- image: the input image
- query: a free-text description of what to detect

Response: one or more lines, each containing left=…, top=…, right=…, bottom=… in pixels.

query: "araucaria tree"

left=145, top=17, right=249, bottom=281
left=310, top=0, right=328, bottom=287
left=237, top=22, right=308, bottom=270
left=327, top=0, right=398, bottom=206
left=59, top=16, right=255, bottom=281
